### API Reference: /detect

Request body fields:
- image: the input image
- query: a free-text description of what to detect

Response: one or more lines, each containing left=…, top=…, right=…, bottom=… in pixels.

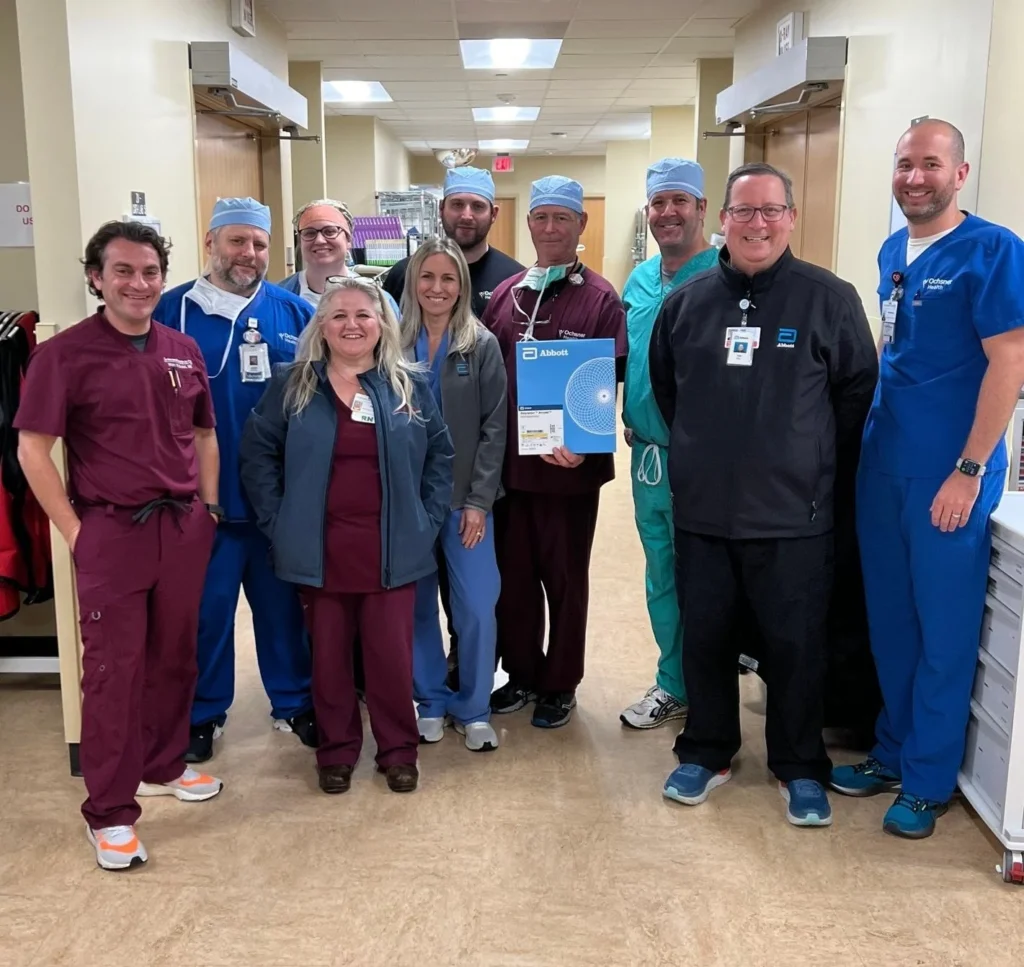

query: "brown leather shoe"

left=381, top=763, right=418, bottom=793
left=317, top=764, right=353, bottom=795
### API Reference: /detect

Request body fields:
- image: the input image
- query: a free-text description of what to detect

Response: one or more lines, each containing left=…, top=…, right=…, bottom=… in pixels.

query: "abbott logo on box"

left=522, top=347, right=538, bottom=360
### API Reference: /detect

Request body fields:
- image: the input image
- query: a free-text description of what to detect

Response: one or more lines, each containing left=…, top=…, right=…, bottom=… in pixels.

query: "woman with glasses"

left=239, top=276, right=453, bottom=795
left=280, top=198, right=400, bottom=317
left=400, top=237, right=507, bottom=753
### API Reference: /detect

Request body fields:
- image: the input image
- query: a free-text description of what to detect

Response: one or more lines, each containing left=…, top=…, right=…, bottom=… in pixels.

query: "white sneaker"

left=620, top=686, right=688, bottom=730
left=137, top=766, right=224, bottom=802
left=86, top=824, right=148, bottom=871
left=454, top=720, right=498, bottom=752
left=417, top=716, right=446, bottom=743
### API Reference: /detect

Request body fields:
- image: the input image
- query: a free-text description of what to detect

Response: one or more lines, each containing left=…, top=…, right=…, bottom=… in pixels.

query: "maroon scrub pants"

left=300, top=586, right=418, bottom=769
left=75, top=499, right=215, bottom=830
left=494, top=489, right=601, bottom=693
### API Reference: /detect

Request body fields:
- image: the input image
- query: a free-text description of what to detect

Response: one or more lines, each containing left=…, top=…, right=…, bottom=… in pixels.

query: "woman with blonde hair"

left=400, top=237, right=507, bottom=753
left=239, top=276, right=453, bottom=795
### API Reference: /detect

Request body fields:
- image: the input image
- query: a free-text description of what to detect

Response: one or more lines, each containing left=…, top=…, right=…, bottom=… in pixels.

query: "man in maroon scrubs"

left=484, top=176, right=627, bottom=729
left=16, top=221, right=224, bottom=871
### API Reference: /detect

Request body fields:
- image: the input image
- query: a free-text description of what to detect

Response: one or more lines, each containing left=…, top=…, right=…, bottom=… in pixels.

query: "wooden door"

left=194, top=112, right=264, bottom=255
left=763, top=114, right=808, bottom=258
left=489, top=196, right=517, bottom=258
left=578, top=196, right=605, bottom=268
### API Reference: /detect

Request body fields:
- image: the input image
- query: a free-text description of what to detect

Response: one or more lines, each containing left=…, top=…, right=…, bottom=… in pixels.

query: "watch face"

left=959, top=459, right=980, bottom=476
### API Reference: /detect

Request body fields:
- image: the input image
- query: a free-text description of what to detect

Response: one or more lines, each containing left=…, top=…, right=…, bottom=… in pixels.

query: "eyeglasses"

left=725, top=205, right=791, bottom=223
left=298, top=225, right=351, bottom=242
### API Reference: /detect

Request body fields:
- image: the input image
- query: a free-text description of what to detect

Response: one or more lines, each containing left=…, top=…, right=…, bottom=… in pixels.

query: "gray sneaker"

left=620, top=686, right=688, bottom=730
left=454, top=721, right=498, bottom=752
left=86, top=824, right=148, bottom=871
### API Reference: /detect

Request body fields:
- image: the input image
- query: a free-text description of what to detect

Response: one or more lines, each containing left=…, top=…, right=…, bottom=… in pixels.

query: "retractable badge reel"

left=725, top=297, right=759, bottom=367
left=881, top=272, right=903, bottom=345
left=240, top=317, right=271, bottom=383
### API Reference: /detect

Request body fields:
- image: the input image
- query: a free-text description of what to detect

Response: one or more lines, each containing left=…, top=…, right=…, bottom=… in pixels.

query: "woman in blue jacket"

left=239, top=276, right=453, bottom=795
left=401, top=237, right=507, bottom=753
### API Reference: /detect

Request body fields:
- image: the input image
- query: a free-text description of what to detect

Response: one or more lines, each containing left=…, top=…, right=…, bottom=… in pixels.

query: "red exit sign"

left=492, top=154, right=514, bottom=173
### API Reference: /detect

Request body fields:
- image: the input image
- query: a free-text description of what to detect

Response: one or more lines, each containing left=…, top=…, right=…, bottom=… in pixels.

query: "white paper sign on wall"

left=777, top=12, right=804, bottom=56
left=0, top=183, right=33, bottom=248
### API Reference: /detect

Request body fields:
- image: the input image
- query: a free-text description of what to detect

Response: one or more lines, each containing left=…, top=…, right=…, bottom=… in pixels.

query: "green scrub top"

left=622, top=247, right=719, bottom=446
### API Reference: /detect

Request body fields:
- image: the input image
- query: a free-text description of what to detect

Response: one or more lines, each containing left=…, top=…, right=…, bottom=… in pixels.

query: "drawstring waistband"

left=131, top=497, right=193, bottom=525
left=636, top=442, right=663, bottom=487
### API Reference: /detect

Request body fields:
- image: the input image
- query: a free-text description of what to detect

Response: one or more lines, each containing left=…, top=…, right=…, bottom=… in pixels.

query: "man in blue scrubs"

left=619, top=158, right=718, bottom=730
left=831, top=120, right=1024, bottom=837
left=155, top=197, right=316, bottom=762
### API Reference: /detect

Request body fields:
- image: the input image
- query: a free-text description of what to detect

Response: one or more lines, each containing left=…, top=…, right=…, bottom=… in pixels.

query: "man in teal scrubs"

left=620, top=158, right=719, bottom=729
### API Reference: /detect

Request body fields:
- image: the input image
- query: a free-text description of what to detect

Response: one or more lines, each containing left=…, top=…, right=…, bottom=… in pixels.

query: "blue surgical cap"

left=646, top=158, right=705, bottom=202
left=209, top=196, right=272, bottom=234
left=443, top=167, right=495, bottom=204
left=530, top=175, right=584, bottom=214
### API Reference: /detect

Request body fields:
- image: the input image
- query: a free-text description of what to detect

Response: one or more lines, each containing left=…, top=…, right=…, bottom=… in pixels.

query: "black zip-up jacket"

left=649, top=247, right=878, bottom=539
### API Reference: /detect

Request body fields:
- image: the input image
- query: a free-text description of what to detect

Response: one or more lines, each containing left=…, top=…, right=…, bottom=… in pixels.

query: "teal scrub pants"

left=631, top=441, right=686, bottom=702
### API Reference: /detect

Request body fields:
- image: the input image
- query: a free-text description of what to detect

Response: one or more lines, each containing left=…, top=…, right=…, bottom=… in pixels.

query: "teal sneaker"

left=830, top=756, right=901, bottom=797
left=780, top=779, right=833, bottom=827
left=883, top=793, right=948, bottom=839
left=663, top=764, right=731, bottom=805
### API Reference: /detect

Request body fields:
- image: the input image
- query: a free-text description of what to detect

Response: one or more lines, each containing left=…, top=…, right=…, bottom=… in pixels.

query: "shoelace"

left=853, top=757, right=887, bottom=776
left=102, top=825, right=136, bottom=844
left=893, top=792, right=940, bottom=813
left=788, top=779, right=824, bottom=799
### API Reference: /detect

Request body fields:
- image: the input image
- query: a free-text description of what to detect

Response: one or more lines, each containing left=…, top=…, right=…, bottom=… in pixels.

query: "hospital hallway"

left=0, top=442, right=1020, bottom=967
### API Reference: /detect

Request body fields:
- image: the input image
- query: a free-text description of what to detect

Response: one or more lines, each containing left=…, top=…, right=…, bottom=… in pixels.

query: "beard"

left=443, top=217, right=489, bottom=251
left=212, top=256, right=264, bottom=294
left=898, top=179, right=957, bottom=224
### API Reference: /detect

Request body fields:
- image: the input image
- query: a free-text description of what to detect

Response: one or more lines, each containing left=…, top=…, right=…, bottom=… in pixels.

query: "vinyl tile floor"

left=0, top=447, right=1021, bottom=967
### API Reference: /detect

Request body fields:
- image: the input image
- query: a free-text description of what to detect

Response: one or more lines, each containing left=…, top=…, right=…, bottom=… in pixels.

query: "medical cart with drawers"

left=959, top=491, right=1024, bottom=884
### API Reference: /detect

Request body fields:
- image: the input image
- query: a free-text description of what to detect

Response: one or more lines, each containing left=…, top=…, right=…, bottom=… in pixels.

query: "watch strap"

left=205, top=502, right=225, bottom=518
left=955, top=458, right=986, bottom=477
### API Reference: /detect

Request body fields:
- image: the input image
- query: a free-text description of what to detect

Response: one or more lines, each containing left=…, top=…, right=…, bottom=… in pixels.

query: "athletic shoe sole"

left=491, top=694, right=537, bottom=715
left=86, top=827, right=147, bottom=871
left=619, top=706, right=688, bottom=730
left=882, top=803, right=947, bottom=840
left=137, top=780, right=224, bottom=802
left=780, top=785, right=833, bottom=827
left=453, top=722, right=498, bottom=752
left=829, top=778, right=902, bottom=798
left=663, top=769, right=732, bottom=806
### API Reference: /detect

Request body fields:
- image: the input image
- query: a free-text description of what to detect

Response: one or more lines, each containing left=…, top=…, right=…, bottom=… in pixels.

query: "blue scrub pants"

left=191, top=521, right=312, bottom=727
left=413, top=510, right=500, bottom=725
left=857, top=467, right=1002, bottom=802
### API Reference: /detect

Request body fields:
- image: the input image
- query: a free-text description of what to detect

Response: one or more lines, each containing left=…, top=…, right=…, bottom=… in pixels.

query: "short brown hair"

left=81, top=220, right=171, bottom=298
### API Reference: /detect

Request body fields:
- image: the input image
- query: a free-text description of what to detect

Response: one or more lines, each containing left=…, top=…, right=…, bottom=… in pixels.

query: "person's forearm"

left=194, top=429, right=220, bottom=505
left=17, top=437, right=79, bottom=543
left=962, top=359, right=1024, bottom=465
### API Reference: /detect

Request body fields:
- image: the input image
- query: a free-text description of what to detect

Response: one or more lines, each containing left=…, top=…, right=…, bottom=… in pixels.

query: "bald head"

left=892, top=119, right=969, bottom=230
left=898, top=119, right=965, bottom=165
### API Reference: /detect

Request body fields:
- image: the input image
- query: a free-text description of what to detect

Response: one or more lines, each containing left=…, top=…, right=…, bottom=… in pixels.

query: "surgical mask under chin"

left=515, top=262, right=572, bottom=291
left=184, top=275, right=259, bottom=323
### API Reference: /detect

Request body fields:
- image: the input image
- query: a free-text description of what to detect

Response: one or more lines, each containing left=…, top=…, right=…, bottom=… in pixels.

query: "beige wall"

left=694, top=59, right=734, bottom=217
left=325, top=116, right=377, bottom=216
left=732, top=0, right=995, bottom=325
left=409, top=153, right=607, bottom=267
left=0, top=0, right=36, bottom=311
left=374, top=120, right=411, bottom=194
left=603, top=140, right=650, bottom=291
left=289, top=61, right=327, bottom=215
left=650, top=106, right=696, bottom=163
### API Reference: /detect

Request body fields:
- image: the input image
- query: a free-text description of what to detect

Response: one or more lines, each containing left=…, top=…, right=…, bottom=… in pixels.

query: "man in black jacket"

left=649, top=162, right=878, bottom=827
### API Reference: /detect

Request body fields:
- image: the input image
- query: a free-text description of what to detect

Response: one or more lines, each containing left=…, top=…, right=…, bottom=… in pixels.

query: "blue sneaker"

left=882, top=793, right=948, bottom=839
left=830, top=756, right=901, bottom=797
left=780, top=779, right=833, bottom=826
left=663, top=764, right=731, bottom=805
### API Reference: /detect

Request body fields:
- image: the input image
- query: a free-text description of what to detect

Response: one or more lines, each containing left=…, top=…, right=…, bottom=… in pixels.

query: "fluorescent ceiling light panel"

left=460, top=38, right=562, bottom=70
left=479, top=139, right=530, bottom=151
left=472, top=106, right=541, bottom=122
left=322, top=80, right=392, bottom=103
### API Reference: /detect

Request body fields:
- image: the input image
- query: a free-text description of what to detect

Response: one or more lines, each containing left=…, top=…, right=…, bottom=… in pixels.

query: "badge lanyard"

left=179, top=292, right=257, bottom=379
left=881, top=270, right=903, bottom=345
left=724, top=295, right=759, bottom=367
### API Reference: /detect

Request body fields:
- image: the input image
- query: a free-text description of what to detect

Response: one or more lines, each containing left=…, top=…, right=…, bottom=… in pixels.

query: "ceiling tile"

left=680, top=18, right=738, bottom=38
left=564, top=20, right=687, bottom=39
left=559, top=38, right=667, bottom=55
left=453, top=0, right=578, bottom=23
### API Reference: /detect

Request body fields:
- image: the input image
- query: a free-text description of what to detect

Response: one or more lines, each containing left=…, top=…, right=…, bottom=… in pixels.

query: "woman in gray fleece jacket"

left=401, top=237, right=507, bottom=754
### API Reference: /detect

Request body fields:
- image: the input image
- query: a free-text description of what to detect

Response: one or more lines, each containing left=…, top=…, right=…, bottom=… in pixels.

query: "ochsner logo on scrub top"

left=923, top=278, right=953, bottom=291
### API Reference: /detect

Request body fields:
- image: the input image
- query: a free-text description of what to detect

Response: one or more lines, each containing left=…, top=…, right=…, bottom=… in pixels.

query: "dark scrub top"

left=383, top=245, right=526, bottom=319
left=483, top=268, right=628, bottom=495
left=414, top=327, right=448, bottom=410
left=322, top=393, right=384, bottom=593
left=14, top=311, right=215, bottom=507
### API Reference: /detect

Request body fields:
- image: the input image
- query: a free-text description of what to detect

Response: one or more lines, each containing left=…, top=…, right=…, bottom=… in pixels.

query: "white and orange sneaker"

left=137, top=767, right=223, bottom=802
left=86, top=824, right=148, bottom=871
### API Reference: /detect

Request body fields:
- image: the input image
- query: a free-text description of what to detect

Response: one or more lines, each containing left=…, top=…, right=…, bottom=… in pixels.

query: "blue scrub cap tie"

left=443, top=167, right=496, bottom=204
left=646, top=158, right=705, bottom=202
left=529, top=175, right=584, bottom=214
left=209, top=196, right=272, bottom=234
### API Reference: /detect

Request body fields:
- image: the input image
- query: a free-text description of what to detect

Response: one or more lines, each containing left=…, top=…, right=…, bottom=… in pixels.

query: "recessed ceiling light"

left=322, top=80, right=392, bottom=103
left=479, top=139, right=530, bottom=151
left=460, top=39, right=562, bottom=70
left=473, top=106, right=540, bottom=122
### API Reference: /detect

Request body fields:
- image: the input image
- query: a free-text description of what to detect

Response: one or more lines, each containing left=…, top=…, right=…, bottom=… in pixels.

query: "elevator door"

left=763, top=100, right=841, bottom=269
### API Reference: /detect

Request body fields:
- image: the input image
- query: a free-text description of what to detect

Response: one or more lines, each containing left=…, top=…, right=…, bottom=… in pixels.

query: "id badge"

left=724, top=326, right=760, bottom=350
left=726, top=327, right=757, bottom=367
left=881, top=299, right=898, bottom=344
left=350, top=392, right=376, bottom=424
left=240, top=342, right=270, bottom=383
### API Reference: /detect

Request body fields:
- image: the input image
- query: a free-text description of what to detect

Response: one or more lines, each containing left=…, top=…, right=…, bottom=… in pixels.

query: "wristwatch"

left=205, top=502, right=225, bottom=520
left=955, top=458, right=986, bottom=478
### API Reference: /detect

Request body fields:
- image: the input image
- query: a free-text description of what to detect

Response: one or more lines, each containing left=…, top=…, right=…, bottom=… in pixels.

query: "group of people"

left=15, top=115, right=1024, bottom=872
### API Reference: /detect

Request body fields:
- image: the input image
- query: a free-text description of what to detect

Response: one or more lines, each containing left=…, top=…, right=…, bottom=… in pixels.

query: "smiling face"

left=528, top=205, right=588, bottom=267
left=297, top=204, right=351, bottom=271
left=89, top=237, right=165, bottom=328
left=647, top=190, right=706, bottom=257
left=893, top=123, right=969, bottom=226
left=721, top=174, right=796, bottom=276
left=206, top=225, right=270, bottom=295
left=416, top=252, right=461, bottom=323
left=321, top=287, right=381, bottom=365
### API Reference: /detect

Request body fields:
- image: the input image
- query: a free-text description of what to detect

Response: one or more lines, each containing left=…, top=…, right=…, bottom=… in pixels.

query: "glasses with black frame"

left=724, top=204, right=791, bottom=223
left=298, top=225, right=352, bottom=242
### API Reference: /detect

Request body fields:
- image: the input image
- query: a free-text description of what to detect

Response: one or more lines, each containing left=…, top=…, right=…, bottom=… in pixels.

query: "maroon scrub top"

left=322, top=392, right=384, bottom=593
left=483, top=268, right=627, bottom=495
left=14, top=311, right=215, bottom=507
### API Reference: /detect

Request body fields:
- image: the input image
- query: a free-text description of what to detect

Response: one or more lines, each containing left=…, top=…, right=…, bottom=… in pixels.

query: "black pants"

left=671, top=530, right=834, bottom=785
